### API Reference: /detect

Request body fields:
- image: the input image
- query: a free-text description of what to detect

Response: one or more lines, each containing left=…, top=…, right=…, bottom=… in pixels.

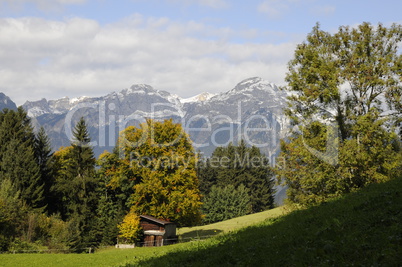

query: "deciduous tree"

left=277, top=22, right=402, bottom=206
left=115, top=119, right=202, bottom=227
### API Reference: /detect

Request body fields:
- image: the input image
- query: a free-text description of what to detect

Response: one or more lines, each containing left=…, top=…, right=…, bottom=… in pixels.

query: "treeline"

left=0, top=108, right=276, bottom=252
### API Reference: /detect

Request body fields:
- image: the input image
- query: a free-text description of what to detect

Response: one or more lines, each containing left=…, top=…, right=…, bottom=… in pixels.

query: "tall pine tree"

left=53, top=117, right=99, bottom=249
left=0, top=107, right=44, bottom=209
left=34, top=127, right=55, bottom=213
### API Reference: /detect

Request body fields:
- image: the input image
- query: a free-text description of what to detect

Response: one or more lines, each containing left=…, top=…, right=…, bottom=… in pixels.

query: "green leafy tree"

left=277, top=22, right=402, bottom=206
left=199, top=140, right=275, bottom=213
left=114, top=119, right=202, bottom=227
left=0, top=179, right=28, bottom=251
left=0, top=108, right=44, bottom=209
left=202, top=184, right=251, bottom=224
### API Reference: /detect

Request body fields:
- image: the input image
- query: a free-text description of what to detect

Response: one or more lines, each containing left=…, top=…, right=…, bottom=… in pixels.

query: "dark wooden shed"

left=139, top=215, right=177, bottom=247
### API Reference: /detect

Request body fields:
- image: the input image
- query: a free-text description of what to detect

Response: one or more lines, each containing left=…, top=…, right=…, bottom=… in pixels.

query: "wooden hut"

left=139, top=215, right=177, bottom=247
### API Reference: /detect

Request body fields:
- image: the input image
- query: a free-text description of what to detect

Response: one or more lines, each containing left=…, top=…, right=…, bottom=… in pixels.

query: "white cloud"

left=0, top=0, right=86, bottom=5
left=259, top=0, right=334, bottom=19
left=160, top=0, right=229, bottom=9
left=0, top=15, right=296, bottom=105
left=185, top=0, right=229, bottom=8
left=258, top=0, right=286, bottom=19
left=130, top=0, right=229, bottom=9
left=0, top=0, right=86, bottom=12
left=310, top=5, right=335, bottom=16
left=257, top=0, right=302, bottom=19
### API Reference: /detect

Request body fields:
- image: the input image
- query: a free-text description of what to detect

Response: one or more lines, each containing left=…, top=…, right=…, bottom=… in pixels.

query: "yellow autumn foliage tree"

left=117, top=212, right=141, bottom=243
left=111, top=119, right=202, bottom=227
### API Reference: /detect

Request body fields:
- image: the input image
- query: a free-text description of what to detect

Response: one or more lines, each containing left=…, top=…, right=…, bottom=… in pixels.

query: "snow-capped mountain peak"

left=231, top=77, right=279, bottom=93
left=180, top=92, right=217, bottom=104
left=20, top=77, right=288, bottom=162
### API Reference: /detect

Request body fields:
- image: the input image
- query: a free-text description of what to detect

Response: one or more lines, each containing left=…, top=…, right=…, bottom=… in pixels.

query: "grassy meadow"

left=1, top=175, right=401, bottom=266
left=0, top=207, right=286, bottom=267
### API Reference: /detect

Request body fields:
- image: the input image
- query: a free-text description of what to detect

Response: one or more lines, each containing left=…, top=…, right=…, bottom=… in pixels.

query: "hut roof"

left=140, top=215, right=175, bottom=226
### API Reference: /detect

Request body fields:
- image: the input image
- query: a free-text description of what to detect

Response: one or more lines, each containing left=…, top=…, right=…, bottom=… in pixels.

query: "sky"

left=0, top=0, right=401, bottom=105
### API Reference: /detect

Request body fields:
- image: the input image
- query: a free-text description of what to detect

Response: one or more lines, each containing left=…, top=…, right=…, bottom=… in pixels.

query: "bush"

left=117, top=212, right=142, bottom=244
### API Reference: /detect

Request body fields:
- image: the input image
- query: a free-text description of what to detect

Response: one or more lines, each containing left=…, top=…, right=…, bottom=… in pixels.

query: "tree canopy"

left=107, top=119, right=202, bottom=228
left=277, top=22, right=402, bottom=206
left=199, top=140, right=275, bottom=214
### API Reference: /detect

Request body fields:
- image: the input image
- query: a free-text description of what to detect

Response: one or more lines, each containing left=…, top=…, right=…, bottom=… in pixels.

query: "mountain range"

left=21, top=77, right=288, bottom=159
left=2, top=76, right=289, bottom=204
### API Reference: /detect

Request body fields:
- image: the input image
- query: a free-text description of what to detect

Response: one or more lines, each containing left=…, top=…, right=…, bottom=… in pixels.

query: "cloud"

left=130, top=0, right=229, bottom=9
left=0, top=0, right=86, bottom=12
left=310, top=5, right=335, bottom=16
left=168, top=0, right=229, bottom=8
left=0, top=15, right=296, bottom=105
left=258, top=0, right=336, bottom=19
left=258, top=0, right=301, bottom=19
left=0, top=0, right=86, bottom=5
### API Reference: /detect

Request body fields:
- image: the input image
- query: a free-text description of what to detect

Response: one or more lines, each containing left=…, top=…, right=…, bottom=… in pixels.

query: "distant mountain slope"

left=0, top=93, right=17, bottom=111
left=23, top=77, right=289, bottom=160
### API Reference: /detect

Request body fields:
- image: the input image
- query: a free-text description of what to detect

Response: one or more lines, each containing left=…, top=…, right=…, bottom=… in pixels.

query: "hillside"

left=1, top=176, right=400, bottom=266
left=0, top=207, right=285, bottom=267
left=130, top=175, right=402, bottom=266
left=177, top=206, right=288, bottom=241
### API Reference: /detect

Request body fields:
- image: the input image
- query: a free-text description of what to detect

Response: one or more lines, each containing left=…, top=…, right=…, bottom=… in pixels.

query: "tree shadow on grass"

left=179, top=229, right=223, bottom=242
left=129, top=177, right=402, bottom=266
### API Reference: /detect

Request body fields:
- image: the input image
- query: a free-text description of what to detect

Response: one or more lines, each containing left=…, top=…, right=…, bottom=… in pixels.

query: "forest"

left=0, top=110, right=275, bottom=252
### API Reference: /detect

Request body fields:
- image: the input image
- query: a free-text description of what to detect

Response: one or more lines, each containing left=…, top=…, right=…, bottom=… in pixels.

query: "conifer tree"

left=53, top=117, right=98, bottom=249
left=202, top=184, right=251, bottom=224
left=94, top=150, right=133, bottom=245
left=0, top=108, right=44, bottom=209
left=199, top=140, right=275, bottom=213
left=34, top=127, right=55, bottom=213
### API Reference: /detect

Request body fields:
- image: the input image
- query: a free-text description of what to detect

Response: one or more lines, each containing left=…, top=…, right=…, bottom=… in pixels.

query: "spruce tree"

left=199, top=140, right=275, bottom=213
left=53, top=117, right=98, bottom=249
left=95, top=150, right=132, bottom=245
left=0, top=108, right=44, bottom=209
left=202, top=184, right=251, bottom=224
left=34, top=127, right=55, bottom=213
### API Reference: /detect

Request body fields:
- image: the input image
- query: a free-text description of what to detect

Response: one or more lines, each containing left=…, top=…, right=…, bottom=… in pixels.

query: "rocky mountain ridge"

left=1, top=77, right=289, bottom=204
left=0, top=92, right=17, bottom=111
left=18, top=77, right=288, bottom=160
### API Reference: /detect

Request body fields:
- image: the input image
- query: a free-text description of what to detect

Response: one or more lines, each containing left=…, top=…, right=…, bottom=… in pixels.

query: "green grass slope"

left=0, top=205, right=285, bottom=267
left=177, top=206, right=287, bottom=241
left=128, top=176, right=402, bottom=266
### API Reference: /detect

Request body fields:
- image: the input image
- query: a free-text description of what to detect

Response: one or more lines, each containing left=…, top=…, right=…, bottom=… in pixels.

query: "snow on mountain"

left=21, top=77, right=289, bottom=160
left=180, top=92, right=217, bottom=104
left=70, top=96, right=89, bottom=105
